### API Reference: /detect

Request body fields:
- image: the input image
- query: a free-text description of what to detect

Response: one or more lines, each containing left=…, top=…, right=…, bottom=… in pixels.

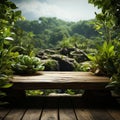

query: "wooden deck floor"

left=0, top=96, right=120, bottom=120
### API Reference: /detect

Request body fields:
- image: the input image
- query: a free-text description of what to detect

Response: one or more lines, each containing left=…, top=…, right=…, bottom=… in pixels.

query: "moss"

left=43, top=59, right=59, bottom=71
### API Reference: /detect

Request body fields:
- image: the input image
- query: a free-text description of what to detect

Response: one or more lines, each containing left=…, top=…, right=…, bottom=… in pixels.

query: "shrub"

left=12, top=55, right=44, bottom=75
left=88, top=41, right=116, bottom=76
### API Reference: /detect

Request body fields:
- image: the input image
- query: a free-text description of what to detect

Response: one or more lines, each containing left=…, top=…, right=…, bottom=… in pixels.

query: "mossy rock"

left=42, top=59, right=60, bottom=71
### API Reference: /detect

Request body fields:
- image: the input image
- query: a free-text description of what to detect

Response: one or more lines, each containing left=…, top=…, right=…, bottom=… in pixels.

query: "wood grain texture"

left=22, top=109, right=41, bottom=120
left=108, top=109, right=120, bottom=120
left=40, top=98, right=58, bottom=120
left=59, top=97, right=77, bottom=120
left=4, top=109, right=26, bottom=120
left=0, top=108, right=10, bottom=120
left=10, top=72, right=110, bottom=90
left=90, top=109, right=114, bottom=120
left=0, top=96, right=120, bottom=120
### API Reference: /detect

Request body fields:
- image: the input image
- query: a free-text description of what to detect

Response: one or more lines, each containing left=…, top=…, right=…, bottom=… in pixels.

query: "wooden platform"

left=10, top=72, right=110, bottom=90
left=1, top=71, right=111, bottom=101
left=0, top=96, right=120, bottom=120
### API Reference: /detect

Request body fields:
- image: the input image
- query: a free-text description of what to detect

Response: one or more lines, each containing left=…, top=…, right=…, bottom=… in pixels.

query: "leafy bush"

left=26, top=90, right=43, bottom=96
left=88, top=40, right=120, bottom=94
left=106, top=40, right=120, bottom=94
left=88, top=41, right=116, bottom=76
left=0, top=0, right=23, bottom=90
left=12, top=55, right=44, bottom=75
left=0, top=74, right=12, bottom=88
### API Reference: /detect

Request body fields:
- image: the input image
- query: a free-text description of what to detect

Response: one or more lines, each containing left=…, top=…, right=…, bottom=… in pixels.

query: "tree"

left=89, top=0, right=120, bottom=28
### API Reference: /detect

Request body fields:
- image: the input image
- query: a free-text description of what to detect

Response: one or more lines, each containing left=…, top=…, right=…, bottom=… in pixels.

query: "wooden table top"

left=9, top=72, right=110, bottom=90
left=11, top=71, right=110, bottom=83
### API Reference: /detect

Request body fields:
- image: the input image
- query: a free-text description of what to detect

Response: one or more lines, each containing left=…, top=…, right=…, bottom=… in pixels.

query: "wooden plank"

left=9, top=72, right=110, bottom=90
left=11, top=72, right=109, bottom=83
left=0, top=108, right=10, bottom=120
left=75, top=109, right=94, bottom=120
left=108, top=109, right=120, bottom=120
left=4, top=108, right=26, bottom=120
left=41, top=97, right=58, bottom=120
left=22, top=96, right=44, bottom=120
left=72, top=97, right=94, bottom=120
left=90, top=109, right=114, bottom=120
left=59, top=97, right=77, bottom=120
left=22, top=109, right=41, bottom=120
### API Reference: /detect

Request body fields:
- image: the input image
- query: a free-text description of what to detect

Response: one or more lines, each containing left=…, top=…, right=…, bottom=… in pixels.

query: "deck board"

left=41, top=98, right=58, bottom=120
left=72, top=97, right=94, bottom=120
left=0, top=97, right=120, bottom=120
left=0, top=108, right=10, bottom=120
left=22, top=109, right=41, bottom=120
left=90, top=109, right=114, bottom=120
left=59, top=97, right=77, bottom=120
left=108, top=109, right=120, bottom=120
left=4, top=108, right=26, bottom=120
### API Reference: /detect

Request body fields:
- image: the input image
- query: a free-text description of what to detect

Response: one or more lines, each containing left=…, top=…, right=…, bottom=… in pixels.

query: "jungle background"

left=0, top=0, right=120, bottom=97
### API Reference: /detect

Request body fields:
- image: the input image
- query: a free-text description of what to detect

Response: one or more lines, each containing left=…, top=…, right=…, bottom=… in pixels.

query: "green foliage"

left=65, top=89, right=75, bottom=95
left=12, top=55, right=44, bottom=75
left=0, top=74, right=12, bottom=88
left=79, top=61, right=91, bottom=72
left=58, top=37, right=74, bottom=48
left=88, top=0, right=119, bottom=42
left=16, top=18, right=100, bottom=49
left=71, top=20, right=99, bottom=38
left=88, top=0, right=120, bottom=27
left=89, top=0, right=120, bottom=93
left=88, top=41, right=116, bottom=76
left=43, top=59, right=59, bottom=71
left=65, top=89, right=84, bottom=95
left=13, top=29, right=36, bottom=55
left=0, top=0, right=23, bottom=88
left=26, top=90, right=43, bottom=96
left=88, top=39, right=120, bottom=93
left=106, top=40, right=120, bottom=93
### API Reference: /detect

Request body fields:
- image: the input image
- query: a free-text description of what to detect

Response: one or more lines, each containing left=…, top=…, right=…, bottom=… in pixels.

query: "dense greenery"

left=0, top=0, right=23, bottom=89
left=0, top=0, right=120, bottom=96
left=12, top=55, right=44, bottom=75
left=89, top=0, right=120, bottom=28
left=15, top=18, right=100, bottom=50
left=88, top=0, right=120, bottom=93
left=0, top=0, right=23, bottom=102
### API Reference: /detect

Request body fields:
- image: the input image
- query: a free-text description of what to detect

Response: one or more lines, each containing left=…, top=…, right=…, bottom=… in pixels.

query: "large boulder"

left=59, top=47, right=75, bottom=56
left=59, top=48, right=89, bottom=63
left=50, top=54, right=76, bottom=71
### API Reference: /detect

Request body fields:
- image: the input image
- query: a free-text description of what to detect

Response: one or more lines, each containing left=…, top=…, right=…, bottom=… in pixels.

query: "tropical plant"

left=12, top=55, right=44, bottom=75
left=89, top=0, right=120, bottom=94
left=88, top=41, right=116, bottom=76
left=0, top=0, right=23, bottom=89
left=88, top=0, right=120, bottom=28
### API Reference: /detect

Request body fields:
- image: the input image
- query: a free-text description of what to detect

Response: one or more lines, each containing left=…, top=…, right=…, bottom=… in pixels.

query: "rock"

left=59, top=47, right=75, bottom=56
left=36, top=50, right=48, bottom=59
left=48, top=93, right=70, bottom=96
left=44, top=49, right=56, bottom=54
left=70, top=49, right=89, bottom=62
left=50, top=54, right=76, bottom=71
left=42, top=59, right=60, bottom=71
